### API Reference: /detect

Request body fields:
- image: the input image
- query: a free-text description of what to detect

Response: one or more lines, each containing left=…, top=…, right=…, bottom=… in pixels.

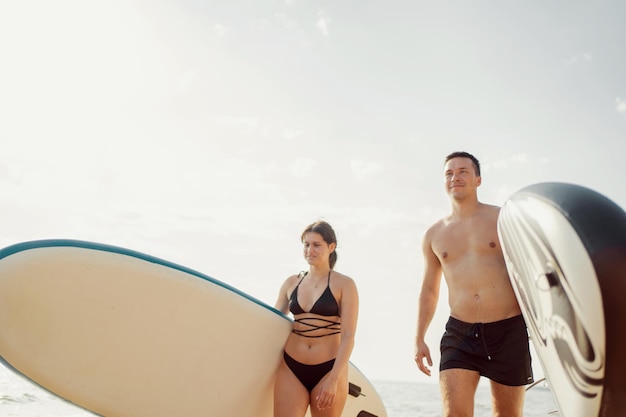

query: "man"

left=414, top=151, right=533, bottom=416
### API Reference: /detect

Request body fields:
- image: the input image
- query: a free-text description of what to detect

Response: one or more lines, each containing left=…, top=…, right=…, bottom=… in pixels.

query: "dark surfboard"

left=497, top=182, right=626, bottom=417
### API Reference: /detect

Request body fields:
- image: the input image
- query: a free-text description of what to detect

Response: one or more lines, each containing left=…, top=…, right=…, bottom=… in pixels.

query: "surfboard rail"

left=0, top=238, right=287, bottom=319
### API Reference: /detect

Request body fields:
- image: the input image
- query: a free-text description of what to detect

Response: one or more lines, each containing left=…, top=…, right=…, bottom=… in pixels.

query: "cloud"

left=275, top=13, right=299, bottom=31
left=213, top=24, right=228, bottom=38
left=283, top=128, right=307, bottom=140
left=489, top=154, right=530, bottom=171
left=565, top=52, right=593, bottom=66
left=616, top=97, right=626, bottom=116
left=177, top=69, right=198, bottom=92
left=217, top=116, right=261, bottom=133
left=350, top=160, right=383, bottom=180
left=316, top=12, right=330, bottom=37
left=290, top=157, right=316, bottom=178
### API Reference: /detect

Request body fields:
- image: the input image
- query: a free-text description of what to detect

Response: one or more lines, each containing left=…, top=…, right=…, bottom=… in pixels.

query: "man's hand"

left=415, top=340, right=433, bottom=376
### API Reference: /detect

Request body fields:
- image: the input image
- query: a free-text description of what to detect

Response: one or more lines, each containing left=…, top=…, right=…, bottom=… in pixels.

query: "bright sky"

left=1, top=0, right=625, bottom=385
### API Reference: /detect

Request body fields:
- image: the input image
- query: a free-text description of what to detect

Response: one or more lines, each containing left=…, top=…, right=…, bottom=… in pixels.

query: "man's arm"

left=414, top=228, right=443, bottom=376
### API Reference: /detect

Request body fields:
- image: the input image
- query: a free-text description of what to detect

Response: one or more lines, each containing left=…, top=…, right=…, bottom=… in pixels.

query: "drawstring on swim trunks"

left=474, top=323, right=492, bottom=361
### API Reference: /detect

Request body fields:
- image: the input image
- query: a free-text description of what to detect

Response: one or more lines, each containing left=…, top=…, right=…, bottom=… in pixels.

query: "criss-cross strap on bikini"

left=288, top=271, right=341, bottom=337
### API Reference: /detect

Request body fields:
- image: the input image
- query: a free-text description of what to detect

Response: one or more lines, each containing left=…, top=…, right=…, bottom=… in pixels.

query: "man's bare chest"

left=432, top=225, right=500, bottom=263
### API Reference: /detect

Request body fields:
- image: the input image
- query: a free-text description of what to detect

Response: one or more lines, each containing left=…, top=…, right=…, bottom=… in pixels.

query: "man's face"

left=443, top=157, right=481, bottom=198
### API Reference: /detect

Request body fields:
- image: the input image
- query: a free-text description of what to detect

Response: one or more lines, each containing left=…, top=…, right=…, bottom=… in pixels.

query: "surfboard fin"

left=349, top=382, right=365, bottom=397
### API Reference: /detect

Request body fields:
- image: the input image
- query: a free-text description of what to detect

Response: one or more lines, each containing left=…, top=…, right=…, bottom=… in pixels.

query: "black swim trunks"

left=440, top=315, right=534, bottom=386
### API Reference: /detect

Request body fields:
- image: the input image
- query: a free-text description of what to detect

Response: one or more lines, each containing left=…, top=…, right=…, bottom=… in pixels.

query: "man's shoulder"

left=481, top=202, right=501, bottom=212
left=424, top=216, right=449, bottom=238
left=479, top=203, right=502, bottom=219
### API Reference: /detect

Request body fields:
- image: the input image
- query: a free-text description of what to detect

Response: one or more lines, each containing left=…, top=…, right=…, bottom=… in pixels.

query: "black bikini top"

left=289, top=271, right=340, bottom=317
left=288, top=271, right=341, bottom=338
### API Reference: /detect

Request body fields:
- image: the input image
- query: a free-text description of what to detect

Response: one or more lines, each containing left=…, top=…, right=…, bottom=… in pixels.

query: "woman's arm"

left=316, top=275, right=358, bottom=409
left=274, top=275, right=295, bottom=315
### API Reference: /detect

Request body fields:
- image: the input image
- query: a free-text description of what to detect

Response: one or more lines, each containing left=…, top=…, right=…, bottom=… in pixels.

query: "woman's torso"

left=284, top=271, right=342, bottom=364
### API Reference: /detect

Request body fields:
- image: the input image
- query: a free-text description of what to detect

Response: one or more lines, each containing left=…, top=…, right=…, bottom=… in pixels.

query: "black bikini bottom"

left=283, top=351, right=336, bottom=392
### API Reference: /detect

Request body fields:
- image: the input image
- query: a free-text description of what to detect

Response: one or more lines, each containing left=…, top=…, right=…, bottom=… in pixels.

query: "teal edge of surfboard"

left=0, top=238, right=289, bottom=320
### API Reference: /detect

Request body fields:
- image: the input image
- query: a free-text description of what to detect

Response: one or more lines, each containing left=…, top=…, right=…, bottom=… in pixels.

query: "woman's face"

left=302, top=232, right=335, bottom=267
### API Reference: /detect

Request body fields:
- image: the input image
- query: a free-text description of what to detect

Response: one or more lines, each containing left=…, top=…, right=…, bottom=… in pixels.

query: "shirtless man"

left=414, top=151, right=533, bottom=417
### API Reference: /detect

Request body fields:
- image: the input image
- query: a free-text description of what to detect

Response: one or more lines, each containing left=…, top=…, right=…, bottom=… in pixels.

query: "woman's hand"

left=315, top=374, right=339, bottom=410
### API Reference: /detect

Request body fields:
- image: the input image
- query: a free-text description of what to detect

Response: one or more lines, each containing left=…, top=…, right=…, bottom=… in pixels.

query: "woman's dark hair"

left=301, top=221, right=338, bottom=269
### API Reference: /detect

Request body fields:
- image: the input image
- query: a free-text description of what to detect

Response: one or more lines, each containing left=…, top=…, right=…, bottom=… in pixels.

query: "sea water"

left=1, top=363, right=557, bottom=416
left=374, top=380, right=558, bottom=417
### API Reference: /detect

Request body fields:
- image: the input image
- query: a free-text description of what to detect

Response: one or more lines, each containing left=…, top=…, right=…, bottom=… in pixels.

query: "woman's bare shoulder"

left=280, top=272, right=303, bottom=290
left=332, top=271, right=357, bottom=288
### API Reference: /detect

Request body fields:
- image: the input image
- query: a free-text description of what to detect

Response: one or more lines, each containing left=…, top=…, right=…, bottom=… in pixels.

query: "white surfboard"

left=497, top=182, right=626, bottom=417
left=0, top=240, right=387, bottom=417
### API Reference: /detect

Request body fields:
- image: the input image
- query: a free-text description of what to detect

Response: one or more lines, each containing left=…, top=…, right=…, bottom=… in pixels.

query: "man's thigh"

left=440, top=368, right=480, bottom=417
left=490, top=380, right=525, bottom=417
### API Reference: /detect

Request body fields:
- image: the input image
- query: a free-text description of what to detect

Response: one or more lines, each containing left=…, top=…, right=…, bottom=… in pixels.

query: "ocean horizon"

left=1, top=362, right=557, bottom=416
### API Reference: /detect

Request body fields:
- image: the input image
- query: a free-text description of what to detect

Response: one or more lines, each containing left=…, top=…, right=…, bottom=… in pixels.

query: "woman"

left=274, top=221, right=359, bottom=417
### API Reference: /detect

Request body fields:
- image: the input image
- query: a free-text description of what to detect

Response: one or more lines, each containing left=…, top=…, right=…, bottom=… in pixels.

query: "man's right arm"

left=414, top=228, right=443, bottom=376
